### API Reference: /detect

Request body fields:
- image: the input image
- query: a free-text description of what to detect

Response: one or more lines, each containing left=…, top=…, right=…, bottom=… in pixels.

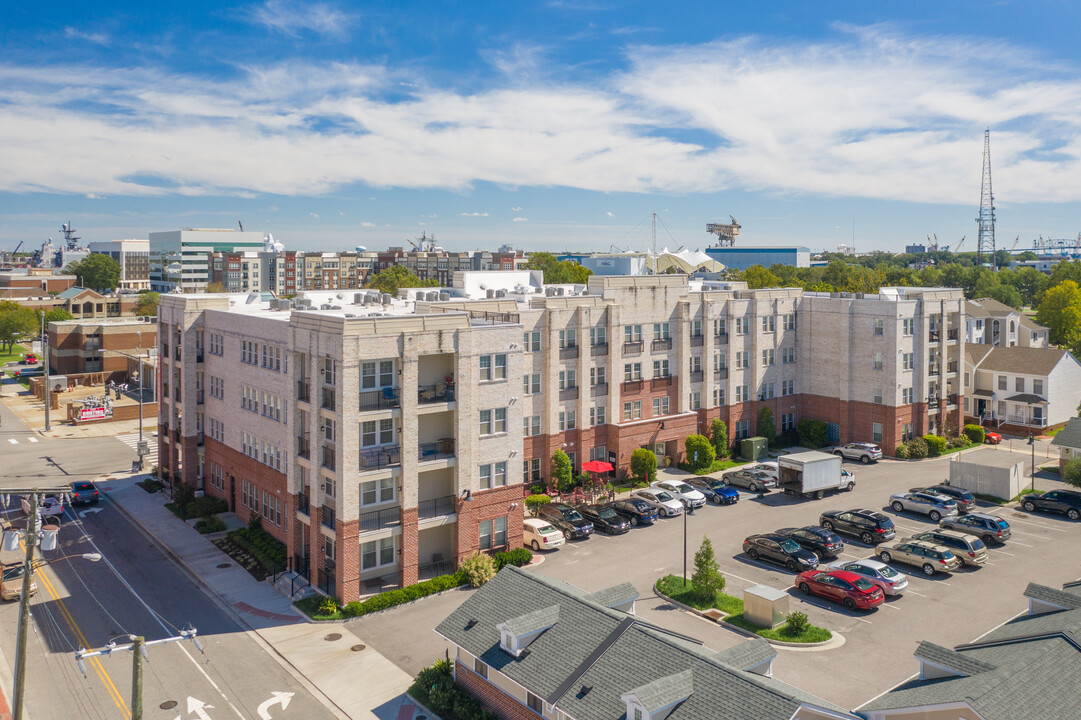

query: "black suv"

left=939, top=512, right=1012, bottom=544
left=538, top=504, right=594, bottom=539
left=776, top=526, right=845, bottom=560
left=578, top=505, right=630, bottom=535
left=1021, top=490, right=1081, bottom=521
left=820, top=509, right=896, bottom=544
left=911, top=484, right=976, bottom=514
left=742, top=534, right=819, bottom=573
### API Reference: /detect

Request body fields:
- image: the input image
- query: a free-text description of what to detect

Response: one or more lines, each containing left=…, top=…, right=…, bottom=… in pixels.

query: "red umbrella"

left=581, top=460, right=614, bottom=473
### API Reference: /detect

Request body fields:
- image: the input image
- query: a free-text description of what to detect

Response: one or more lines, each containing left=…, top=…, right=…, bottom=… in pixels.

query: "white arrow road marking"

left=79, top=507, right=103, bottom=517
left=257, top=691, right=294, bottom=719
left=187, top=696, right=215, bottom=720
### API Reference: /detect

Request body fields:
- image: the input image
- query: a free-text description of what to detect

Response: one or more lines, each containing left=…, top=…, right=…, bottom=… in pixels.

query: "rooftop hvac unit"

left=331, top=305, right=342, bottom=310
left=294, top=298, right=312, bottom=309
left=381, top=293, right=392, bottom=305
left=557, top=287, right=566, bottom=296
left=439, top=291, right=451, bottom=301
left=486, top=289, right=495, bottom=299
left=545, top=287, right=556, bottom=297
left=320, top=303, right=333, bottom=310
left=354, top=293, right=365, bottom=304
left=496, top=289, right=507, bottom=298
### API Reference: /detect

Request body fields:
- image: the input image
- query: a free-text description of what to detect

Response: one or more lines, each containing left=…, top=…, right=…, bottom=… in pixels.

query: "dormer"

left=620, top=670, right=693, bottom=720
left=1024, top=583, right=1081, bottom=616
left=914, top=641, right=995, bottom=680
left=496, top=605, right=559, bottom=657
left=586, top=582, right=640, bottom=614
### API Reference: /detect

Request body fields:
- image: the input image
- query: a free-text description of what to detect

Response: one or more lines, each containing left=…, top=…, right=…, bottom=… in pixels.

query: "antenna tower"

left=976, top=129, right=996, bottom=265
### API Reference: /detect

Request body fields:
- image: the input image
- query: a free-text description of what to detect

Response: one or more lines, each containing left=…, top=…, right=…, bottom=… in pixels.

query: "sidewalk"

left=101, top=472, right=426, bottom=720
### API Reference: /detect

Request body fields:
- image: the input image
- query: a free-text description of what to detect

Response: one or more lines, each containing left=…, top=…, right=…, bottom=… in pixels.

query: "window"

left=590, top=366, right=606, bottom=386
left=902, top=318, right=915, bottom=335
left=624, top=362, right=642, bottom=381
left=479, top=355, right=491, bottom=380
left=782, top=347, right=796, bottom=363
left=361, top=537, right=395, bottom=570
left=734, top=419, right=750, bottom=440
left=735, top=385, right=748, bottom=402
left=998, top=375, right=1008, bottom=390
left=558, top=410, right=576, bottom=431
left=361, top=360, right=394, bottom=389
left=589, top=445, right=607, bottom=462
left=902, top=387, right=914, bottom=404
left=689, top=356, right=702, bottom=374
left=652, top=396, right=670, bottom=415
left=653, top=322, right=671, bottom=341
left=623, top=400, right=642, bottom=420
left=713, top=388, right=726, bottom=406
left=783, top=314, right=796, bottom=331
left=690, top=319, right=702, bottom=337
left=208, top=462, right=225, bottom=491
left=872, top=422, right=883, bottom=443
left=873, top=319, right=884, bottom=336
left=689, top=391, right=701, bottom=410
left=760, top=382, right=775, bottom=399
left=558, top=329, right=577, bottom=349
left=559, top=370, right=576, bottom=390
left=873, top=388, right=883, bottom=404
left=479, top=409, right=492, bottom=435
left=624, top=324, right=642, bottom=343
left=479, top=354, right=507, bottom=381
left=652, top=359, right=670, bottom=377
left=523, top=415, right=541, bottom=436
left=523, top=331, right=541, bottom=352
left=479, top=517, right=507, bottom=551
left=735, top=351, right=747, bottom=369
left=761, top=316, right=776, bottom=332
left=495, top=408, right=507, bottom=433
left=208, top=417, right=224, bottom=442
left=523, top=373, right=540, bottom=394
left=590, top=406, right=606, bottom=426
left=781, top=412, right=795, bottom=431
left=1034, top=379, right=1044, bottom=395
left=902, top=352, right=914, bottom=370
left=873, top=352, right=884, bottom=370
left=209, top=375, right=224, bottom=399
left=322, top=356, right=336, bottom=386
left=714, top=318, right=727, bottom=336
left=714, top=353, right=726, bottom=371
left=208, top=332, right=224, bottom=356
left=762, top=349, right=775, bottom=366
left=360, top=478, right=395, bottom=506
left=479, top=464, right=492, bottom=490
left=361, top=419, right=393, bottom=447
left=590, top=326, right=606, bottom=346
left=782, top=379, right=794, bottom=396
left=1015, top=377, right=1025, bottom=392
left=495, top=461, right=507, bottom=487
left=524, top=458, right=541, bottom=484
left=902, top=423, right=914, bottom=442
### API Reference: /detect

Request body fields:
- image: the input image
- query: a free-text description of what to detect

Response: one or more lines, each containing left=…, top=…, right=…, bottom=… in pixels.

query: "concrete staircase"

left=271, top=571, right=319, bottom=601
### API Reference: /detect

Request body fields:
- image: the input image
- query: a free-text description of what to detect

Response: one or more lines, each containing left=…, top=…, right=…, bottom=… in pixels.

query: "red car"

left=984, top=432, right=1002, bottom=444
left=795, top=569, right=884, bottom=610
left=22, top=354, right=38, bottom=365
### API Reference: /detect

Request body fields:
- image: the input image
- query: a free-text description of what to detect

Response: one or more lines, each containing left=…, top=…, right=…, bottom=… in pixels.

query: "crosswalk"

left=4, top=436, right=38, bottom=444
left=115, top=432, right=158, bottom=464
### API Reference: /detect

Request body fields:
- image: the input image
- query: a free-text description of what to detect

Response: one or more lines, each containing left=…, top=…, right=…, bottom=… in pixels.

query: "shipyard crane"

left=954, top=236, right=966, bottom=253
left=12, top=241, right=23, bottom=255
left=706, top=215, right=741, bottom=247
left=1010, top=236, right=1019, bottom=252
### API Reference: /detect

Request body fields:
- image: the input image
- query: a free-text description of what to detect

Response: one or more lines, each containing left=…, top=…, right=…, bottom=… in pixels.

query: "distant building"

left=905, top=244, right=927, bottom=255
left=704, top=246, right=811, bottom=270
left=965, top=298, right=1049, bottom=349
left=0, top=269, right=78, bottom=297
left=48, top=316, right=157, bottom=381
left=837, top=244, right=856, bottom=255
left=149, top=228, right=267, bottom=292
left=88, top=239, right=151, bottom=291
left=1009, top=258, right=1059, bottom=274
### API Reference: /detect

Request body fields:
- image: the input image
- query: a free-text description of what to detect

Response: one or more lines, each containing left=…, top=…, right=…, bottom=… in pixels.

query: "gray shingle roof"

left=966, top=298, right=1018, bottom=318
left=711, top=637, right=775, bottom=671
left=587, top=582, right=639, bottom=609
left=502, top=605, right=559, bottom=638
left=1051, top=417, right=1081, bottom=450
left=914, top=641, right=996, bottom=676
left=969, top=346, right=1071, bottom=376
left=1024, top=583, right=1081, bottom=611
left=434, top=567, right=858, bottom=720
left=625, top=670, right=693, bottom=712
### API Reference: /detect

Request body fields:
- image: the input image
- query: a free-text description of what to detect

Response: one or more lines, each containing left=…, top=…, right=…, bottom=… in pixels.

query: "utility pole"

left=42, top=314, right=50, bottom=432
left=12, top=494, right=37, bottom=720
left=131, top=636, right=144, bottom=720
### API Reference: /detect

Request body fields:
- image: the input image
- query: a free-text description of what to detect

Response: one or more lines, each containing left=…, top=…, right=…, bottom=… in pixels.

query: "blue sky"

left=2, top=1, right=1079, bottom=254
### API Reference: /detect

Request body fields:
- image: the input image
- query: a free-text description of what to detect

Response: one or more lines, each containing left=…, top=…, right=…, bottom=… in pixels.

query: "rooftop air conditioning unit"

left=439, top=292, right=451, bottom=301
left=381, top=293, right=392, bottom=305
left=557, top=288, right=566, bottom=296
left=545, top=287, right=556, bottom=297
left=354, top=293, right=365, bottom=304
left=486, top=289, right=495, bottom=299
left=320, top=303, right=333, bottom=310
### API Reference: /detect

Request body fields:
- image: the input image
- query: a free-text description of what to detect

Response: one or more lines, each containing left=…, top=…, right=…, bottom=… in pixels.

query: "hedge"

left=338, top=572, right=465, bottom=619
left=963, top=424, right=986, bottom=444
left=797, top=419, right=829, bottom=449
left=409, top=660, right=497, bottom=720
left=494, top=548, right=532, bottom=570
left=923, top=434, right=948, bottom=457
left=228, top=527, right=287, bottom=573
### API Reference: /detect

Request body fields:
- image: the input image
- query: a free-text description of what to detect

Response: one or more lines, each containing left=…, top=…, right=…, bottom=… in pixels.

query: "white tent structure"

left=645, top=247, right=725, bottom=275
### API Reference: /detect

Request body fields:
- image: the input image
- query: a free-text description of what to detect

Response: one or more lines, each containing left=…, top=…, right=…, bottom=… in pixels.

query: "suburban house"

left=964, top=297, right=1049, bottom=349
left=861, top=580, right=1081, bottom=719
left=434, top=566, right=859, bottom=720
left=1050, top=417, right=1081, bottom=472
left=963, top=344, right=1081, bottom=434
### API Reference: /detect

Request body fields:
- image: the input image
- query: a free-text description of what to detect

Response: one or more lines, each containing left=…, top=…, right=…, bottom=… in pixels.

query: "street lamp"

left=100, top=342, right=151, bottom=470
left=1028, top=434, right=1036, bottom=492
left=682, top=500, right=695, bottom=588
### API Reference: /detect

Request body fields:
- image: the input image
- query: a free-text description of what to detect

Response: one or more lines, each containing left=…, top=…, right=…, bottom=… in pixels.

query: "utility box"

left=741, top=437, right=768, bottom=462
left=744, top=584, right=789, bottom=629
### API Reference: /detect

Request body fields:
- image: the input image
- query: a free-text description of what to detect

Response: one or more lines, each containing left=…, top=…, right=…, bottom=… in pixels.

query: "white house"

left=964, top=345, right=1081, bottom=434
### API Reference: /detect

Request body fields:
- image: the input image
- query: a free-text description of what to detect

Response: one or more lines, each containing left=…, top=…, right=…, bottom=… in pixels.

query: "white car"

left=523, top=517, right=565, bottom=551
left=21, top=495, right=64, bottom=523
left=828, top=558, right=908, bottom=596
left=650, top=480, right=706, bottom=509
left=889, top=492, right=959, bottom=522
left=630, top=489, right=684, bottom=517
left=747, top=462, right=779, bottom=480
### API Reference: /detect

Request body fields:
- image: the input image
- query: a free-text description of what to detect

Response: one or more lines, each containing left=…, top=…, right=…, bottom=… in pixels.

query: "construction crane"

left=238, top=220, right=244, bottom=231
left=927, top=234, right=941, bottom=252
left=954, top=236, right=967, bottom=253
left=12, top=241, right=23, bottom=255
left=1009, top=235, right=1019, bottom=252
left=706, top=215, right=741, bottom=247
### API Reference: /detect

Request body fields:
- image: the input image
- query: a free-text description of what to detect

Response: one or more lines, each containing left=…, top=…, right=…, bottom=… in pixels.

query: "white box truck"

left=778, top=451, right=854, bottom=499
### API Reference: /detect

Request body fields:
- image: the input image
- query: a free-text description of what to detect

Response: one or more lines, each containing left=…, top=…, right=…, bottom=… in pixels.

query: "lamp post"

left=101, top=342, right=149, bottom=470
left=1028, top=434, right=1036, bottom=492
left=682, top=500, right=695, bottom=588
left=41, top=314, right=50, bottom=432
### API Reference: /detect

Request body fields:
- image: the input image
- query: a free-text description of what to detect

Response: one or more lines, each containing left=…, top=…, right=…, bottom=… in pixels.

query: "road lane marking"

left=27, top=437, right=37, bottom=443
left=7, top=438, right=16, bottom=444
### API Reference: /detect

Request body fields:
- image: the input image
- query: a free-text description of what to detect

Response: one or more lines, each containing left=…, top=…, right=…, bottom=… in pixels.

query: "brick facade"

left=202, top=437, right=290, bottom=545
left=455, top=663, right=538, bottom=720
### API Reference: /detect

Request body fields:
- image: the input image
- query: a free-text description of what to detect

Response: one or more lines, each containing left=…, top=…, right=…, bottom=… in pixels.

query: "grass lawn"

left=1046, top=427, right=1062, bottom=437
left=679, top=458, right=750, bottom=475
left=656, top=575, right=744, bottom=615
left=0, top=344, right=30, bottom=365
left=725, top=613, right=833, bottom=643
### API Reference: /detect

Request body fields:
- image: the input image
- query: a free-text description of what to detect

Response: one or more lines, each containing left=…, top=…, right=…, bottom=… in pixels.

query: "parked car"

left=827, top=558, right=908, bottom=596
left=746, top=462, right=779, bottom=480
left=20, top=495, right=64, bottom=523
left=724, top=469, right=776, bottom=493
left=523, top=517, right=565, bottom=551
left=1020, top=490, right=1081, bottom=521
left=686, top=477, right=740, bottom=505
left=630, top=489, right=684, bottom=517
left=875, top=539, right=962, bottom=576
left=1, top=563, right=37, bottom=602
left=578, top=505, right=630, bottom=535
left=22, top=353, right=38, bottom=365
left=906, top=529, right=987, bottom=567
left=819, top=509, right=896, bottom=544
left=939, top=512, right=1012, bottom=545
left=984, top=432, right=1003, bottom=445
left=537, top=504, right=594, bottom=540
left=70, top=481, right=100, bottom=506
left=889, top=492, right=959, bottom=522
left=795, top=569, right=885, bottom=611
left=910, top=484, right=975, bottom=514
left=606, top=498, right=659, bottom=526
left=832, top=442, right=883, bottom=464
left=742, top=533, right=819, bottom=573
left=776, top=526, right=845, bottom=560
left=650, top=479, right=707, bottom=510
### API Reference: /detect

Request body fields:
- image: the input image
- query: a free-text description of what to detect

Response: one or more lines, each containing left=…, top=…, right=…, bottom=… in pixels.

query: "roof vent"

left=381, top=293, right=392, bottom=305
left=465, top=619, right=479, bottom=630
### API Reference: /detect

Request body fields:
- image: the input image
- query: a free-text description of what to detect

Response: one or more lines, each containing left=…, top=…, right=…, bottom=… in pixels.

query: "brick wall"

left=202, top=437, right=289, bottom=545
left=337, top=519, right=360, bottom=603
left=455, top=662, right=538, bottom=720
left=455, top=485, right=526, bottom=565
left=399, top=507, right=420, bottom=587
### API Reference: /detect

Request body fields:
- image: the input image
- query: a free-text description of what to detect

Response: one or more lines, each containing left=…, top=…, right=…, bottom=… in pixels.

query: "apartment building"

left=964, top=297, right=1049, bottom=348
left=964, top=344, right=1081, bottom=433
left=88, top=239, right=151, bottom=291
left=150, top=228, right=267, bottom=292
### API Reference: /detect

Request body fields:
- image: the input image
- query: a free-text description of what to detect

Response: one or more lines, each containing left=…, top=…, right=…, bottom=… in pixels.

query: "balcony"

left=714, top=368, right=728, bottom=380
left=196, top=432, right=204, bottom=447
left=418, top=384, right=455, bottom=404
left=359, top=506, right=400, bottom=533
left=321, top=505, right=336, bottom=531
left=418, top=495, right=456, bottom=520
left=419, top=558, right=452, bottom=581
left=927, top=395, right=941, bottom=406
left=196, top=353, right=204, bottom=364
left=947, top=362, right=959, bottom=375
left=651, top=338, right=673, bottom=352
left=321, top=387, right=336, bottom=411
left=1008, top=415, right=1048, bottom=427
left=590, top=383, right=608, bottom=397
left=297, top=381, right=311, bottom=403
left=622, top=379, right=644, bottom=392
left=947, top=393, right=959, bottom=407
left=929, top=329, right=941, bottom=342
left=559, top=345, right=579, bottom=360
left=358, top=388, right=400, bottom=412
left=623, top=341, right=643, bottom=354
left=297, top=493, right=310, bottom=515
left=590, top=343, right=609, bottom=357
left=196, top=391, right=204, bottom=405
left=714, top=333, right=728, bottom=344
left=418, top=440, right=456, bottom=463
left=690, top=335, right=704, bottom=347
left=162, top=343, right=169, bottom=359
left=690, top=371, right=703, bottom=383
left=360, top=445, right=401, bottom=471
left=296, top=436, right=310, bottom=459
left=321, top=444, right=336, bottom=471
left=558, top=386, right=579, bottom=401
left=174, top=346, right=181, bottom=361
left=651, top=376, right=673, bottom=389
left=947, top=329, right=959, bottom=342
left=928, top=364, right=940, bottom=377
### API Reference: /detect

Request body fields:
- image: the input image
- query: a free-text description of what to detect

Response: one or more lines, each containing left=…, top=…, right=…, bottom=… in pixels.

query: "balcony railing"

left=690, top=371, right=703, bottom=382
left=196, top=432, right=204, bottom=447
left=558, top=386, right=579, bottom=401
left=651, top=376, right=673, bottom=389
left=418, top=558, right=451, bottom=581
left=358, top=387, right=400, bottom=412
left=321, top=444, right=336, bottom=470
left=174, top=347, right=181, bottom=361
left=358, top=506, right=399, bottom=532
left=714, top=333, right=728, bottom=344
left=321, top=387, right=336, bottom=411
left=297, top=381, right=311, bottom=403
left=360, top=445, right=401, bottom=471
left=929, top=329, right=941, bottom=342
left=622, top=379, right=644, bottom=392
left=947, top=329, right=959, bottom=341
left=418, top=384, right=455, bottom=403
left=690, top=335, right=704, bottom=347
left=714, top=368, right=728, bottom=380
left=928, top=365, right=940, bottom=377
left=947, top=393, right=959, bottom=406
left=196, top=392, right=204, bottom=405
left=1008, top=415, right=1048, bottom=427
left=297, top=493, right=310, bottom=515
left=321, top=505, right=336, bottom=530
left=590, top=343, right=608, bottom=356
left=947, top=362, right=959, bottom=374
left=296, top=436, right=310, bottom=459
left=590, top=383, right=608, bottom=397
left=623, top=341, right=643, bottom=354
left=559, top=345, right=579, bottom=360
left=651, top=338, right=673, bottom=351
left=418, top=495, right=456, bottom=520
left=418, top=440, right=456, bottom=462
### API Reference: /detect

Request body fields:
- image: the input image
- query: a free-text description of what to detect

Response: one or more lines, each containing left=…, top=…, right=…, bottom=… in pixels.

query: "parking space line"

left=795, top=597, right=873, bottom=623
left=993, top=515, right=1069, bottom=532
left=904, top=589, right=926, bottom=597
left=994, top=526, right=1052, bottom=539
left=992, top=549, right=1016, bottom=556
left=722, top=566, right=782, bottom=587
left=882, top=602, right=902, bottom=610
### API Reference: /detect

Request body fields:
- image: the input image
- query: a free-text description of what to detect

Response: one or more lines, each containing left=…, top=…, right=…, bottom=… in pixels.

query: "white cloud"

left=460, top=211, right=490, bottom=216
left=85, top=193, right=105, bottom=199
left=361, top=221, right=376, bottom=227
left=605, top=211, right=613, bottom=217
left=309, top=212, right=319, bottom=219
left=512, top=206, right=523, bottom=211
left=247, top=0, right=354, bottom=39
left=513, top=217, right=529, bottom=222
left=64, top=27, right=110, bottom=46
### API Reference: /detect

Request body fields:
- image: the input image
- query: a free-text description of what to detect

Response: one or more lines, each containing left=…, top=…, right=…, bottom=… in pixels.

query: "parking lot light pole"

left=682, top=502, right=695, bottom=588
left=1028, top=434, right=1036, bottom=492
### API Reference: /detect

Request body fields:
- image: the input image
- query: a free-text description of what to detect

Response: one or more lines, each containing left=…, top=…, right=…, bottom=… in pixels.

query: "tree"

left=134, top=291, right=160, bottom=316
left=64, top=254, right=121, bottom=291
left=684, top=434, right=715, bottom=470
left=551, top=450, right=573, bottom=493
left=365, top=265, right=439, bottom=296
left=984, top=283, right=1022, bottom=310
left=524, top=252, right=592, bottom=284
left=1036, top=280, right=1081, bottom=356
left=691, top=536, right=725, bottom=601
left=0, top=301, right=37, bottom=353
left=630, top=448, right=657, bottom=484
left=710, top=419, right=729, bottom=458
left=205, top=282, right=227, bottom=293
left=758, top=407, right=777, bottom=446
left=797, top=419, right=829, bottom=449
left=742, top=265, right=782, bottom=289
left=1063, top=458, right=1081, bottom=489
left=39, top=308, right=74, bottom=325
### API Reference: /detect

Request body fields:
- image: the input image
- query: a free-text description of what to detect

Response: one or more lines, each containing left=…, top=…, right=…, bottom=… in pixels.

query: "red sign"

left=79, top=407, right=108, bottom=421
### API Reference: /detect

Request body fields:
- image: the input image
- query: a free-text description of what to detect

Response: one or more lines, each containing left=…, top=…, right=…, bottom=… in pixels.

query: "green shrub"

left=494, top=548, right=532, bottom=570
left=783, top=610, right=810, bottom=637
left=194, top=515, right=227, bottom=534
left=963, top=424, right=986, bottom=444
left=173, top=481, right=196, bottom=510
left=630, top=448, right=657, bottom=484
left=525, top=494, right=551, bottom=515
left=797, top=419, right=829, bottom=449
left=923, top=434, right=948, bottom=456
left=905, top=436, right=929, bottom=459
left=460, top=553, right=497, bottom=588
left=691, top=537, right=725, bottom=603
left=551, top=450, right=573, bottom=492
left=684, top=434, right=716, bottom=470
left=894, top=443, right=910, bottom=460
left=1064, top=458, right=1081, bottom=488
left=710, top=419, right=729, bottom=458
left=341, top=601, right=365, bottom=618
left=758, top=407, right=777, bottom=446
left=187, top=495, right=228, bottom=519
left=319, top=596, right=340, bottom=616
